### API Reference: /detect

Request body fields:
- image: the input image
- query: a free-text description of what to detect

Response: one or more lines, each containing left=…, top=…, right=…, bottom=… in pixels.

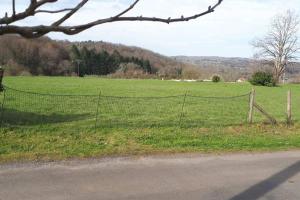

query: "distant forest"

left=2, top=35, right=298, bottom=81
left=0, top=35, right=196, bottom=79
left=0, top=35, right=158, bottom=77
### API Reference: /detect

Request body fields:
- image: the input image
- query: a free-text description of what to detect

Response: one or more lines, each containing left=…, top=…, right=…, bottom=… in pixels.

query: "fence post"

left=287, top=89, right=292, bottom=125
left=248, top=88, right=255, bottom=124
left=0, top=88, right=6, bottom=126
left=94, top=91, right=102, bottom=132
left=0, top=66, right=4, bottom=92
left=179, top=92, right=187, bottom=127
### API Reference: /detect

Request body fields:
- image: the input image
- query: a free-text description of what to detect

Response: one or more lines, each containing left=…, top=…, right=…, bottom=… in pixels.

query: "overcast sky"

left=1, top=0, right=300, bottom=57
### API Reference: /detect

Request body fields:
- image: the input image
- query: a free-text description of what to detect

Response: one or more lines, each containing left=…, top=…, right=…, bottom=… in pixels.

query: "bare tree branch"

left=12, top=0, right=16, bottom=17
left=0, top=0, right=224, bottom=38
left=35, top=8, right=73, bottom=14
left=52, top=0, right=89, bottom=26
left=113, top=0, right=140, bottom=18
left=0, top=0, right=58, bottom=25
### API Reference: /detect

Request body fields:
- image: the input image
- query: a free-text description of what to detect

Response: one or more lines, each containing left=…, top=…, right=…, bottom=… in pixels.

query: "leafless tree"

left=0, top=0, right=223, bottom=38
left=252, top=10, right=300, bottom=83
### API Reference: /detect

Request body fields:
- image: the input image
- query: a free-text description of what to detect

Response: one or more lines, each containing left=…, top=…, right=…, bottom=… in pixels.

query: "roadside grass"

left=1, top=76, right=300, bottom=163
left=1, top=124, right=300, bottom=163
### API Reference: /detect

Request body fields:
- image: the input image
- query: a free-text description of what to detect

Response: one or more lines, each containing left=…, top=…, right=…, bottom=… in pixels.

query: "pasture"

left=1, top=76, right=300, bottom=163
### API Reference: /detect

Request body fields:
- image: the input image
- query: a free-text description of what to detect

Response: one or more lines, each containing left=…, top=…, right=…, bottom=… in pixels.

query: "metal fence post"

left=287, top=89, right=292, bottom=125
left=248, top=88, right=255, bottom=124
left=179, top=92, right=187, bottom=127
left=94, top=91, right=102, bottom=132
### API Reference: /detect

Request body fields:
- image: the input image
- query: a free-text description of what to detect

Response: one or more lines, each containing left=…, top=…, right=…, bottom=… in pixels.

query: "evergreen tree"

left=70, top=45, right=80, bottom=60
left=69, top=47, right=154, bottom=76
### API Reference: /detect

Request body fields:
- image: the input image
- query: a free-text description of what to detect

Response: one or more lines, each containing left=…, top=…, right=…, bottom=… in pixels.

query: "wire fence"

left=0, top=86, right=250, bottom=130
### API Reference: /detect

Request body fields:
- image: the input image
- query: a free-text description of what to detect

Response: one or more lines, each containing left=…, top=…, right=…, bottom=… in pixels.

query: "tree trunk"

left=273, top=62, right=284, bottom=84
left=273, top=73, right=281, bottom=84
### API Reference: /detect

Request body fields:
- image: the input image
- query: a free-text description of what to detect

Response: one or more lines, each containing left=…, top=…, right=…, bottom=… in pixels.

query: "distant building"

left=237, top=77, right=247, bottom=83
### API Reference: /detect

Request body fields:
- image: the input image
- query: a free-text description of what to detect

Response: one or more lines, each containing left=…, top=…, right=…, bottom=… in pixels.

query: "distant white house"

left=171, top=79, right=197, bottom=82
left=237, top=77, right=247, bottom=83
left=184, top=79, right=197, bottom=82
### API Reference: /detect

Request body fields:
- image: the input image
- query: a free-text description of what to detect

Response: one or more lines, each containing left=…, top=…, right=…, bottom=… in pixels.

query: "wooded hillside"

left=174, top=56, right=300, bottom=82
left=0, top=35, right=196, bottom=78
left=2, top=35, right=298, bottom=81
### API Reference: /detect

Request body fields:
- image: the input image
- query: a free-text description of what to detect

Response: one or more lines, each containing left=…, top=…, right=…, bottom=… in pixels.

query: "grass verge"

left=1, top=123, right=300, bottom=163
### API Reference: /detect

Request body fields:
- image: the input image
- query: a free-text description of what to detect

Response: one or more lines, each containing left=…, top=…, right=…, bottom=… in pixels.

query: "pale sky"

left=1, top=0, right=300, bottom=58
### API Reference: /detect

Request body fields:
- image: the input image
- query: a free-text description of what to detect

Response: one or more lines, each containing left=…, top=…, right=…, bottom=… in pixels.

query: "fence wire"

left=0, top=86, right=98, bottom=128
left=0, top=86, right=250, bottom=130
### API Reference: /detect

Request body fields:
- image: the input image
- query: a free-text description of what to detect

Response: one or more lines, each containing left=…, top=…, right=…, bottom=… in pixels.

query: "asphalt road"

left=1, top=151, right=300, bottom=200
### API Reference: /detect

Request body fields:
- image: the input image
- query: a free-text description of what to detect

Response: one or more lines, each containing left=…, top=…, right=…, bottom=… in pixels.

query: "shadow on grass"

left=0, top=108, right=92, bottom=126
left=0, top=109, right=248, bottom=128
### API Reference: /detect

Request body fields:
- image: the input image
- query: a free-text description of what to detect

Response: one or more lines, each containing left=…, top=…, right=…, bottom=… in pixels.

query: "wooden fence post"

left=287, top=90, right=292, bottom=125
left=0, top=66, right=4, bottom=92
left=248, top=88, right=255, bottom=124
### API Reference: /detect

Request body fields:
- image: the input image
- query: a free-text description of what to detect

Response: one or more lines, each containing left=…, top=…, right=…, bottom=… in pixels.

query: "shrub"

left=212, top=75, right=221, bottom=83
left=249, top=71, right=276, bottom=87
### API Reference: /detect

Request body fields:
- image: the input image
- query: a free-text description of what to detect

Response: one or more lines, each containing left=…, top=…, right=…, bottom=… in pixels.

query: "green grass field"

left=1, top=76, right=300, bottom=163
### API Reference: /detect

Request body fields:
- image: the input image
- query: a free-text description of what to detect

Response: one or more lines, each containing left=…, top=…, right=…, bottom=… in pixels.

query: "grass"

left=1, top=76, right=300, bottom=163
